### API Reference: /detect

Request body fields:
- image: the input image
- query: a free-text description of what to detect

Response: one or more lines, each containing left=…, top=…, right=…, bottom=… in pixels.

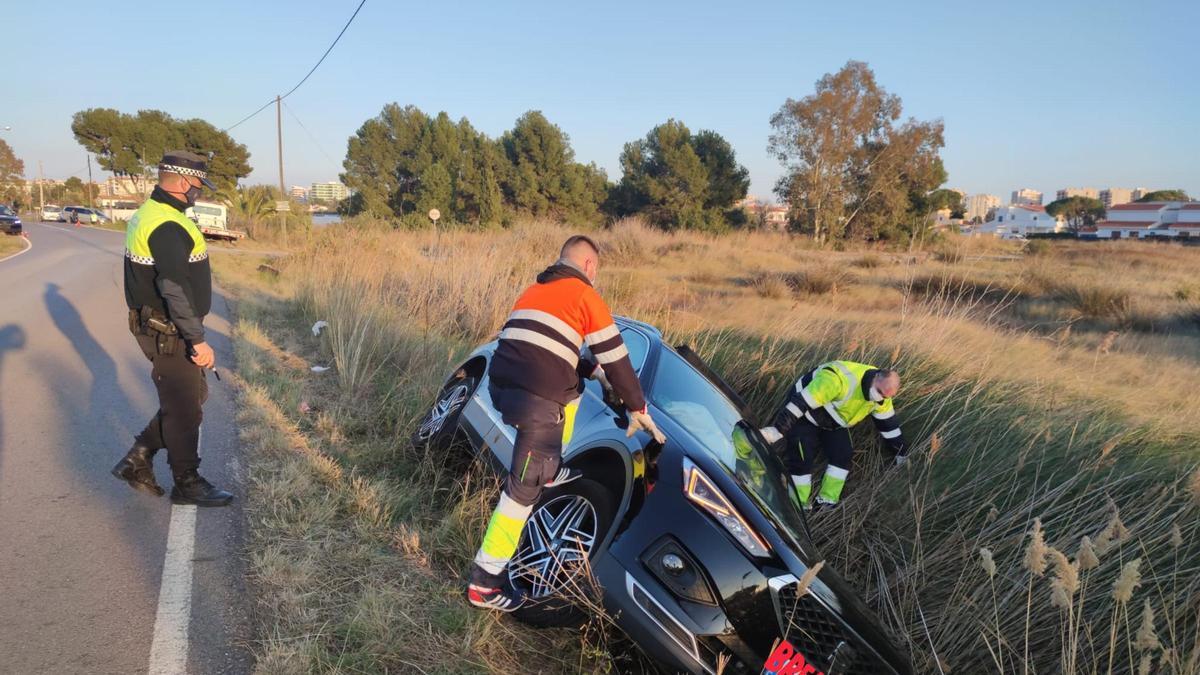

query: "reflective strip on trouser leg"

left=791, top=474, right=812, bottom=505
left=474, top=492, right=534, bottom=575
left=817, top=465, right=850, bottom=504
left=561, top=397, right=580, bottom=448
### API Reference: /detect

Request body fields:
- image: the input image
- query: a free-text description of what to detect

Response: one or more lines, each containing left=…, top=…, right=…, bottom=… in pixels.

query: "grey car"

left=414, top=316, right=911, bottom=674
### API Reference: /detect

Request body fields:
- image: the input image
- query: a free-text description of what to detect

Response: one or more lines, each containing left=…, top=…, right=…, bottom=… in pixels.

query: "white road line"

left=148, top=427, right=201, bottom=675
left=0, top=235, right=32, bottom=263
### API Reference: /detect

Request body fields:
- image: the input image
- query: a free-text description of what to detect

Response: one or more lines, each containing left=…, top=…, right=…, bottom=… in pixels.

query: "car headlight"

left=682, top=457, right=770, bottom=558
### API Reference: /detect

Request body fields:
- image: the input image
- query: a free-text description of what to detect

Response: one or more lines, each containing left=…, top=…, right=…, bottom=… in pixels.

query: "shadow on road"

left=43, top=283, right=138, bottom=448
left=0, top=324, right=28, bottom=480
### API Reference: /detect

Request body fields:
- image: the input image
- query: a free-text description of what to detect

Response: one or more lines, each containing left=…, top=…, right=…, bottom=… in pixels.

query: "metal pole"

left=38, top=161, right=45, bottom=213
left=276, top=95, right=287, bottom=248
left=86, top=154, right=94, bottom=208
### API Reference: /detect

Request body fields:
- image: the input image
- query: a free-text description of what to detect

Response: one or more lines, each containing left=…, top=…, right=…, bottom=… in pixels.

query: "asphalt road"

left=0, top=222, right=252, bottom=674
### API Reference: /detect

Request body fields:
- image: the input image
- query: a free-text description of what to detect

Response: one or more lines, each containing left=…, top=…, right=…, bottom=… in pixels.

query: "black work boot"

left=111, top=445, right=164, bottom=497
left=170, top=471, right=234, bottom=507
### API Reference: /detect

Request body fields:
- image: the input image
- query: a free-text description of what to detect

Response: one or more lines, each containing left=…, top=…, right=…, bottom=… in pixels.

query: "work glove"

left=627, top=408, right=666, bottom=444
left=589, top=364, right=613, bottom=395
left=894, top=454, right=908, bottom=467
left=759, top=426, right=784, bottom=445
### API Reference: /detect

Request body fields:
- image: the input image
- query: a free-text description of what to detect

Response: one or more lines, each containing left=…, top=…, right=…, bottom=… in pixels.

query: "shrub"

left=852, top=253, right=886, bottom=269
left=748, top=272, right=791, bottom=299
left=1025, top=239, right=1052, bottom=257
left=1058, top=284, right=1135, bottom=322
left=784, top=266, right=851, bottom=295
left=934, top=247, right=965, bottom=264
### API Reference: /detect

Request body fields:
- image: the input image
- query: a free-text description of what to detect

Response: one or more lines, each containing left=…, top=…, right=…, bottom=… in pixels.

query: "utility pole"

left=276, top=94, right=288, bottom=248
left=86, top=154, right=94, bottom=208
left=38, top=161, right=45, bottom=212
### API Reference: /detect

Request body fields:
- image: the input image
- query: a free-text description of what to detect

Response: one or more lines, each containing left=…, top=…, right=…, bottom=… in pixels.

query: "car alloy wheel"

left=417, top=382, right=471, bottom=442
left=509, top=494, right=598, bottom=599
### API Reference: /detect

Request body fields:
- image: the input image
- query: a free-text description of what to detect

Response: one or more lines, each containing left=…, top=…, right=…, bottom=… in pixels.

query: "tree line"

left=339, top=61, right=950, bottom=240
left=63, top=61, right=1193, bottom=241
left=339, top=107, right=752, bottom=232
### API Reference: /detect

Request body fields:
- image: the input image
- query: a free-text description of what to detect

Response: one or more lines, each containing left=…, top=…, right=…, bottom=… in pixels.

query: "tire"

left=411, top=368, right=478, bottom=450
left=509, top=478, right=616, bottom=627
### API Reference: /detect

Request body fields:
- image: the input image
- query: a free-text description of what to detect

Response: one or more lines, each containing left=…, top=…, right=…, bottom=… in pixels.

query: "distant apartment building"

left=98, top=175, right=155, bottom=198
left=1098, top=187, right=1151, bottom=209
left=978, top=204, right=1065, bottom=237
left=1011, top=188, right=1043, bottom=206
left=1055, top=187, right=1099, bottom=201
left=964, top=193, right=1000, bottom=222
left=290, top=185, right=309, bottom=201
left=1091, top=201, right=1200, bottom=239
left=309, top=181, right=349, bottom=203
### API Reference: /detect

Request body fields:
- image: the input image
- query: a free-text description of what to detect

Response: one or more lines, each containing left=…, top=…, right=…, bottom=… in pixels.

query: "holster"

left=131, top=306, right=181, bottom=356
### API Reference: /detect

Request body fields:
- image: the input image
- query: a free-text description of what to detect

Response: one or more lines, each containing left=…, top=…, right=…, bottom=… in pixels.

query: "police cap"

left=158, top=150, right=216, bottom=189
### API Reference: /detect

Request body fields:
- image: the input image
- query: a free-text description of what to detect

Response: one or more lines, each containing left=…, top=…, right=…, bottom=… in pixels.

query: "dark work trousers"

left=132, top=329, right=208, bottom=478
left=784, top=418, right=853, bottom=475
left=489, top=383, right=566, bottom=507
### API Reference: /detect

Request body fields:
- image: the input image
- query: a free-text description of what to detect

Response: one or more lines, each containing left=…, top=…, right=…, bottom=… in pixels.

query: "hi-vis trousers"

left=473, top=383, right=579, bottom=576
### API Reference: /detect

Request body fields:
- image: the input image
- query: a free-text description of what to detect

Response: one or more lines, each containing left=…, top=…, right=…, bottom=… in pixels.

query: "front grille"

left=773, top=581, right=882, bottom=674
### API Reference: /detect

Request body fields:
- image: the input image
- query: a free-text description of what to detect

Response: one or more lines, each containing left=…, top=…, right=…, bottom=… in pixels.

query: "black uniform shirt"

left=123, top=188, right=213, bottom=343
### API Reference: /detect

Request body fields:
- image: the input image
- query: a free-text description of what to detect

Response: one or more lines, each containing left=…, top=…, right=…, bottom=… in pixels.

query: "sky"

left=4, top=0, right=1197, bottom=203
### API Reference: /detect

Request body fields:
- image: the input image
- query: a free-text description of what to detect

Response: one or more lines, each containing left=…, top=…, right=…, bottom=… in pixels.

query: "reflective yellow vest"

left=124, top=198, right=207, bottom=265
left=798, top=360, right=894, bottom=428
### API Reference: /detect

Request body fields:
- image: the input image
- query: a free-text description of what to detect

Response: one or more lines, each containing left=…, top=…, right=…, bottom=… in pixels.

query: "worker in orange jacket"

left=468, top=235, right=665, bottom=611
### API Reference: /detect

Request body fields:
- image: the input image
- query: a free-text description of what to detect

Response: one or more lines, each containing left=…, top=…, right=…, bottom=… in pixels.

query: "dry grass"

left=215, top=219, right=1200, bottom=674
left=0, top=234, right=29, bottom=259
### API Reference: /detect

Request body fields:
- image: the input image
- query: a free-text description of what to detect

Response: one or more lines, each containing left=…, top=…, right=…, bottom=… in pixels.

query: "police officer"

left=111, top=151, right=233, bottom=507
left=760, top=361, right=908, bottom=511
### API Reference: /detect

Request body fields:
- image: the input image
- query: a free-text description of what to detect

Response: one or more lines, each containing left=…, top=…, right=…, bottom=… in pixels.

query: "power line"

left=223, top=0, right=368, bottom=132
left=282, top=100, right=340, bottom=170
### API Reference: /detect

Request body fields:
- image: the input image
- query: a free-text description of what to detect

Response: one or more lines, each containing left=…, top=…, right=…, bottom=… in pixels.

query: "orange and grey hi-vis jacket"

left=489, top=263, right=647, bottom=412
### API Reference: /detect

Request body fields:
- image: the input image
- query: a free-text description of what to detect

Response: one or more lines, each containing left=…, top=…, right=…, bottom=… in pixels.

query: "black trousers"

left=784, top=418, right=853, bottom=475
left=489, top=383, right=565, bottom=507
left=132, top=329, right=207, bottom=478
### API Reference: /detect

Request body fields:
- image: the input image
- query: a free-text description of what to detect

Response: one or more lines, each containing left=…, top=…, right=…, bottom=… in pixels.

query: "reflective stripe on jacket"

left=489, top=263, right=646, bottom=410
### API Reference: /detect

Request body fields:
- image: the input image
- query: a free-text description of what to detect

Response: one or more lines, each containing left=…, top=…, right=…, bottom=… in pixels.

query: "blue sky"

left=4, top=0, right=1197, bottom=201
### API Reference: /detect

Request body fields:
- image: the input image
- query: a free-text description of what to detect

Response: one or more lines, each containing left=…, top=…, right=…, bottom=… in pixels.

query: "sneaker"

left=543, top=467, right=581, bottom=489
left=467, top=566, right=525, bottom=612
left=812, top=498, right=840, bottom=513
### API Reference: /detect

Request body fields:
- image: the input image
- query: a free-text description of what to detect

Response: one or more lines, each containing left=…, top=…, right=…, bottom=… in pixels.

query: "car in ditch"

left=415, top=316, right=912, bottom=674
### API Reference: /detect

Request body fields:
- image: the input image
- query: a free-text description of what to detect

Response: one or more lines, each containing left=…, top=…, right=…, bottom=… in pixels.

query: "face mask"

left=183, top=183, right=203, bottom=206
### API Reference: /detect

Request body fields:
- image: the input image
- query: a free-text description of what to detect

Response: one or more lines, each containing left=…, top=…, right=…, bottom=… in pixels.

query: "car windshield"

left=650, top=348, right=811, bottom=548
left=0, top=206, right=13, bottom=216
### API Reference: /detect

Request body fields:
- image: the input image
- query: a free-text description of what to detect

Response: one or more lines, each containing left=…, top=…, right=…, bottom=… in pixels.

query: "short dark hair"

left=560, top=234, right=600, bottom=258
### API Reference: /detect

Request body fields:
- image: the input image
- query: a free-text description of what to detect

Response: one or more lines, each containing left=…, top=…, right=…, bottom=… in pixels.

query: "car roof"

left=614, top=315, right=662, bottom=344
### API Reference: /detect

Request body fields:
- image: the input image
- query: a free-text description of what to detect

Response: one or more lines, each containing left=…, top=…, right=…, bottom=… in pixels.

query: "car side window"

left=619, top=327, right=649, bottom=372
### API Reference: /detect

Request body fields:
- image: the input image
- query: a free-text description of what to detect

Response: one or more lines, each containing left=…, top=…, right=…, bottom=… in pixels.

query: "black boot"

left=170, top=471, right=234, bottom=507
left=111, top=445, right=164, bottom=497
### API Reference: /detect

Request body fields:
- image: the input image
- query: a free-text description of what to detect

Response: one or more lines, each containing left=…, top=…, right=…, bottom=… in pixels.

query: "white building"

left=1093, top=202, right=1200, bottom=239
left=978, top=204, right=1065, bottom=237
left=964, top=193, right=1000, bottom=222
left=310, top=181, right=349, bottom=203
left=1011, top=188, right=1043, bottom=206
left=290, top=185, right=309, bottom=201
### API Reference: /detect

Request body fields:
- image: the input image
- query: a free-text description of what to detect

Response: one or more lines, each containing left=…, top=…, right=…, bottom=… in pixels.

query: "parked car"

left=415, top=317, right=912, bottom=675
left=0, top=205, right=22, bottom=235
left=62, top=206, right=108, bottom=225
left=40, top=204, right=62, bottom=222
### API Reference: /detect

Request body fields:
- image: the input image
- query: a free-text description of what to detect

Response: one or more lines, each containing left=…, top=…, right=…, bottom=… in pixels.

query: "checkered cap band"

left=159, top=163, right=208, bottom=178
